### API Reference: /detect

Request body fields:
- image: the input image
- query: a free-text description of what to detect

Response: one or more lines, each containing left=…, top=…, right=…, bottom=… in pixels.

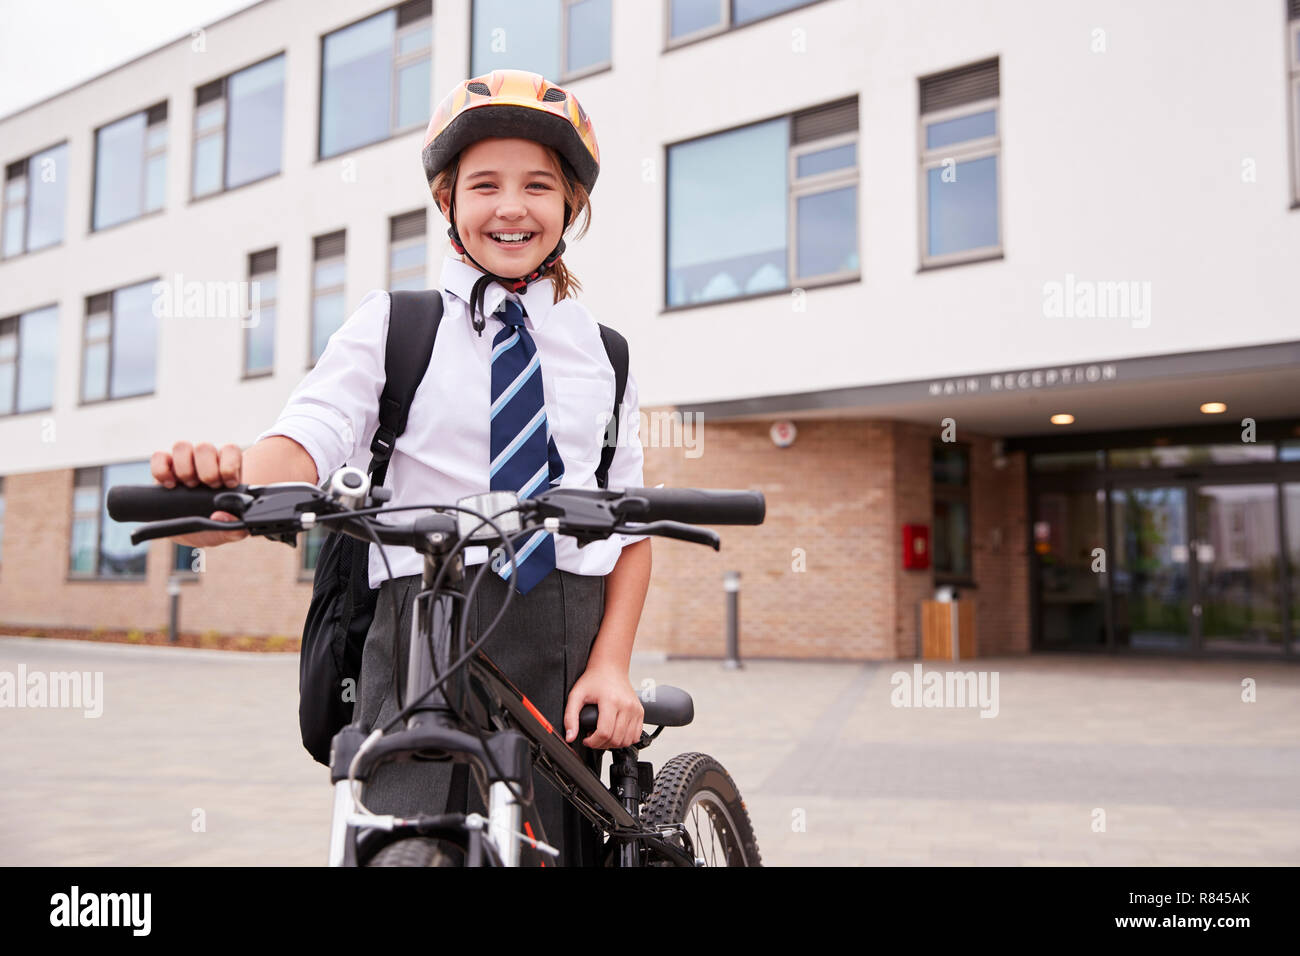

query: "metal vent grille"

left=390, top=210, right=426, bottom=242
left=792, top=97, right=858, bottom=144
left=249, top=248, right=278, bottom=275
left=1291, top=0, right=1300, bottom=20
left=398, top=0, right=431, bottom=27
left=920, top=58, right=999, bottom=114
left=5, top=159, right=26, bottom=181
left=196, top=79, right=224, bottom=106
left=86, top=292, right=112, bottom=315
left=146, top=101, right=168, bottom=125
left=314, top=231, right=346, bottom=260
left=542, top=87, right=567, bottom=102
left=467, top=81, right=491, bottom=95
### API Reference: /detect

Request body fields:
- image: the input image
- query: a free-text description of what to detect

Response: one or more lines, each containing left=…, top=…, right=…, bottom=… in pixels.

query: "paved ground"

left=1, top=636, right=1297, bottom=866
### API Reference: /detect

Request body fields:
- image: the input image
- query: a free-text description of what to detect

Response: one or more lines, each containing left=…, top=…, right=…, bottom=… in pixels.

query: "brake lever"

left=129, top=516, right=249, bottom=546
left=612, top=521, right=719, bottom=550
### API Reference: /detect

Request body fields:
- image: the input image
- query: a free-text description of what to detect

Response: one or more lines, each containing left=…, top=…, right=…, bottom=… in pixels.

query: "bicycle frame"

left=326, top=514, right=696, bottom=868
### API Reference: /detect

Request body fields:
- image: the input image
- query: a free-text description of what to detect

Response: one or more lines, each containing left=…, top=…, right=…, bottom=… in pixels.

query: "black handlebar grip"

left=615, top=488, right=765, bottom=526
left=107, top=484, right=240, bottom=523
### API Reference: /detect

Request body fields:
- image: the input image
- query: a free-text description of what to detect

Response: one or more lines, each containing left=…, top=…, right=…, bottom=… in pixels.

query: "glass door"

left=1110, top=486, right=1192, bottom=650
left=1192, top=483, right=1284, bottom=654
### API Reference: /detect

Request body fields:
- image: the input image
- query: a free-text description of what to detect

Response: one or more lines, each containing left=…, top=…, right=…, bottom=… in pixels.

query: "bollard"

left=167, top=575, right=182, bottom=644
left=723, top=571, right=742, bottom=670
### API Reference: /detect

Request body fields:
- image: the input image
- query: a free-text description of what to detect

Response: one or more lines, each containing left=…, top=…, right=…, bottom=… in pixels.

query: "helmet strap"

left=445, top=200, right=568, bottom=336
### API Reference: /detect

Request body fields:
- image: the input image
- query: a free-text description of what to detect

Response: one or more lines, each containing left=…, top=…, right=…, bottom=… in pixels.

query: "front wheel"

left=364, top=837, right=464, bottom=867
left=641, top=752, right=762, bottom=867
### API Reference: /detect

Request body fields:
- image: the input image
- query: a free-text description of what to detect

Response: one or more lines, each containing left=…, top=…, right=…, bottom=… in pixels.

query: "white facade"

left=2, top=0, right=1299, bottom=478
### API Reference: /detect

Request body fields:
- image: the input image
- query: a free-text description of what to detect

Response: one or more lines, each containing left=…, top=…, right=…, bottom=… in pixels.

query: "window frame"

left=468, top=0, right=612, bottom=84
left=917, top=95, right=1003, bottom=270
left=0, top=475, right=5, bottom=572
left=90, top=102, right=168, bottom=233
left=79, top=280, right=158, bottom=406
left=190, top=52, right=287, bottom=200
left=300, top=524, right=327, bottom=578
left=243, top=248, right=278, bottom=379
left=787, top=130, right=860, bottom=286
left=392, top=13, right=433, bottom=134
left=663, top=0, right=828, bottom=51
left=2, top=141, right=69, bottom=258
left=560, top=0, right=613, bottom=82
left=932, top=439, right=975, bottom=586
left=0, top=304, right=58, bottom=417
left=310, top=233, right=346, bottom=368
left=388, top=210, right=428, bottom=292
left=1290, top=18, right=1300, bottom=207
left=68, top=462, right=151, bottom=581
left=663, top=102, right=860, bottom=310
left=318, top=2, right=433, bottom=161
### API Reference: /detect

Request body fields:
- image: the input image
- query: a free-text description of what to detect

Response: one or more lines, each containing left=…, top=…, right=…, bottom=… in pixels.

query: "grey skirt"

left=354, top=566, right=607, bottom=867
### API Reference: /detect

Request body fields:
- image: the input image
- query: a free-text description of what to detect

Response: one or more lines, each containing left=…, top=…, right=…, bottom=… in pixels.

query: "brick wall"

left=1, top=420, right=1031, bottom=656
left=0, top=468, right=312, bottom=637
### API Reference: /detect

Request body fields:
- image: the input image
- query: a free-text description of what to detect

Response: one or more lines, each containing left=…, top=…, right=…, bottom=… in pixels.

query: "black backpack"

left=298, top=289, right=630, bottom=766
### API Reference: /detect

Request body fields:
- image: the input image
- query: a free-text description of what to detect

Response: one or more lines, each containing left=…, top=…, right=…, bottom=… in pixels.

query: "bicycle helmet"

left=422, top=69, right=600, bottom=331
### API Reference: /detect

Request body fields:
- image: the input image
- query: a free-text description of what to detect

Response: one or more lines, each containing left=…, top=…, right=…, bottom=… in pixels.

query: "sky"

left=0, top=0, right=263, bottom=119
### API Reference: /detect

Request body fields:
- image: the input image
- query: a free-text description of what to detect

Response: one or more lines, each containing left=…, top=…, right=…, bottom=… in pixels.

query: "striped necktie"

left=488, top=298, right=565, bottom=595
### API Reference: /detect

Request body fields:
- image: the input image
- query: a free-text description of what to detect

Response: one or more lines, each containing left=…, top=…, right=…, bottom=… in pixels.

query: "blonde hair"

left=430, top=144, right=592, bottom=304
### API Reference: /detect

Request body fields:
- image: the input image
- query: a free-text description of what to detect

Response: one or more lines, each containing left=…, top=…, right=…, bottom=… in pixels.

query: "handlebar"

left=106, top=471, right=766, bottom=557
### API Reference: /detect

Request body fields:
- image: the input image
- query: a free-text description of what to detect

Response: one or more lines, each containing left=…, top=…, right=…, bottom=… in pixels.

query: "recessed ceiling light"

left=1200, top=402, right=1227, bottom=414
left=1050, top=413, right=1074, bottom=425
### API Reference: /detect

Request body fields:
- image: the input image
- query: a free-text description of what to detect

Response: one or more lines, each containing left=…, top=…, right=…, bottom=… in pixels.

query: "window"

left=918, top=58, right=1001, bottom=267
left=471, top=0, right=612, bottom=81
left=932, top=441, right=972, bottom=582
left=1289, top=2, right=1300, bottom=204
left=2, top=143, right=68, bottom=257
left=81, top=281, right=157, bottom=403
left=666, top=0, right=824, bottom=46
left=192, top=54, right=286, bottom=198
left=92, top=102, right=167, bottom=230
left=301, top=525, right=327, bottom=573
left=0, top=305, right=57, bottom=415
left=0, top=476, right=5, bottom=569
left=245, top=248, right=278, bottom=377
left=389, top=210, right=427, bottom=291
left=174, top=544, right=201, bottom=575
left=311, top=231, right=346, bottom=364
left=70, top=461, right=152, bottom=578
left=319, top=0, right=432, bottom=159
left=666, top=97, right=858, bottom=307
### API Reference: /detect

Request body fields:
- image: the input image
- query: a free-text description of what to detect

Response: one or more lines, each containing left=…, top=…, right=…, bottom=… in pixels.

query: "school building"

left=2, top=0, right=1299, bottom=660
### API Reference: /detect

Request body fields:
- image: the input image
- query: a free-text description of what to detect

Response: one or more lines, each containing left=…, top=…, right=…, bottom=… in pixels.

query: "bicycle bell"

left=327, top=466, right=371, bottom=511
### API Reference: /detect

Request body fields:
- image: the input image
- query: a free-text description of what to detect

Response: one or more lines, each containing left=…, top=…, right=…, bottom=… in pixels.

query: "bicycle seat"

left=578, top=685, right=694, bottom=736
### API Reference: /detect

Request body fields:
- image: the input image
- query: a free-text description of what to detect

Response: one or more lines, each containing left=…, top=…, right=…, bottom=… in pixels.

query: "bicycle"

left=107, top=468, right=766, bottom=867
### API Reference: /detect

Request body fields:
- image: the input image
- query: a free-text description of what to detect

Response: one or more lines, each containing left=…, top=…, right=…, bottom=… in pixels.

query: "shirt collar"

left=440, top=254, right=554, bottom=333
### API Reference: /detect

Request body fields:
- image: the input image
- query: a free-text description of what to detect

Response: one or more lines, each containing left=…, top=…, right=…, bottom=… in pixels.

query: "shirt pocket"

left=552, top=376, right=614, bottom=471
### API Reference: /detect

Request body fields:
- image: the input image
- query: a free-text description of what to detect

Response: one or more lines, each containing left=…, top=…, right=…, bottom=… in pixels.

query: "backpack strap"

left=368, top=290, right=443, bottom=487
left=595, top=323, right=629, bottom=490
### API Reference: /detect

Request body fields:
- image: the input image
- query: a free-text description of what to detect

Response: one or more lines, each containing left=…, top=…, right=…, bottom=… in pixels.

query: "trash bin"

left=921, top=587, right=976, bottom=660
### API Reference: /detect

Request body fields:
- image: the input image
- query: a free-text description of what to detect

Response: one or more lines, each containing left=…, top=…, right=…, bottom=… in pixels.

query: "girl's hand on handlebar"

left=563, top=663, right=644, bottom=750
left=151, top=441, right=249, bottom=548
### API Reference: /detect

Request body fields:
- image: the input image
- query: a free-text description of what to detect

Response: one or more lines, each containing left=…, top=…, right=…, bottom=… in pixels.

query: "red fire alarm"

left=902, top=524, right=930, bottom=570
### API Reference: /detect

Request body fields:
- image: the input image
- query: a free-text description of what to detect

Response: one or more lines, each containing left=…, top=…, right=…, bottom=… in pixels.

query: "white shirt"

left=256, top=255, right=647, bottom=589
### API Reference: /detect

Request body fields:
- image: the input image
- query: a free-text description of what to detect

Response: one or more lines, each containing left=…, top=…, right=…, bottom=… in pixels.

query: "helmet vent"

left=542, top=88, right=567, bottom=102
left=467, top=82, right=491, bottom=95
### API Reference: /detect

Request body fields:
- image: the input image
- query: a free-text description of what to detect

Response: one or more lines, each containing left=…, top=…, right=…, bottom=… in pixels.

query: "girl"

left=150, top=69, right=651, bottom=866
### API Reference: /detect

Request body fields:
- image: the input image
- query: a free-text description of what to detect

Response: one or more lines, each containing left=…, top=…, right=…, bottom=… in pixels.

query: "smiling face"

left=436, top=137, right=567, bottom=278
